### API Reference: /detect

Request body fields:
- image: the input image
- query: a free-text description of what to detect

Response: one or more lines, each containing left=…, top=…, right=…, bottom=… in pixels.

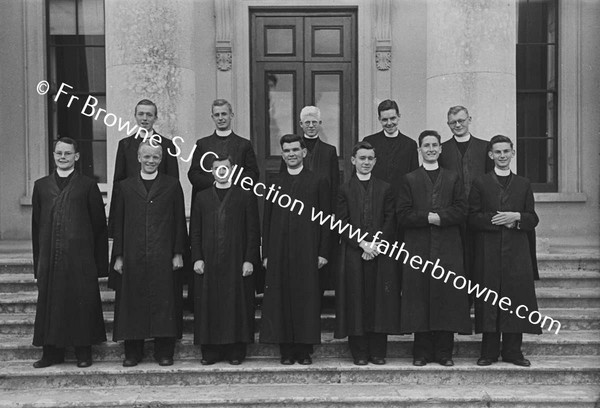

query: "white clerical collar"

left=454, top=133, right=471, bottom=143
left=56, top=168, right=74, bottom=178
left=216, top=129, right=232, bottom=137
left=356, top=172, right=371, bottom=181
left=384, top=130, right=399, bottom=138
left=494, top=167, right=511, bottom=177
left=304, top=134, right=318, bottom=139
left=287, top=165, right=304, bottom=175
left=140, top=170, right=158, bottom=180
left=215, top=181, right=232, bottom=189
left=423, top=162, right=439, bottom=171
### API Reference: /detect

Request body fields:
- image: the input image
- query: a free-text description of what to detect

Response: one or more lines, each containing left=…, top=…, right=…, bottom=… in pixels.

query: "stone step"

left=0, top=274, right=110, bottom=293
left=0, top=384, right=598, bottom=407
left=1, top=356, right=598, bottom=390
left=1, top=331, right=598, bottom=362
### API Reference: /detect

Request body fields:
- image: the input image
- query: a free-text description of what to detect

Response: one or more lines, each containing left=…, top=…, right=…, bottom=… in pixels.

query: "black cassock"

left=260, top=168, right=331, bottom=345
left=334, top=175, right=401, bottom=338
left=190, top=186, right=260, bottom=345
left=396, top=167, right=471, bottom=334
left=31, top=171, right=107, bottom=347
left=111, top=174, right=187, bottom=340
left=468, top=172, right=541, bottom=334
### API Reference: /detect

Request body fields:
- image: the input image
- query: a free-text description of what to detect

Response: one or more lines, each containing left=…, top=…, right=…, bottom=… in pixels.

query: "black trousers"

left=201, top=343, right=247, bottom=362
left=124, top=338, right=175, bottom=361
left=42, top=345, right=90, bottom=361
left=279, top=343, right=313, bottom=360
left=413, top=331, right=454, bottom=361
left=481, top=332, right=523, bottom=361
left=348, top=332, right=387, bottom=360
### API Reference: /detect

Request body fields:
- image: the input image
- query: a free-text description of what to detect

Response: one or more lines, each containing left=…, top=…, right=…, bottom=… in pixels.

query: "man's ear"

left=488, top=151, right=494, bottom=160
left=74, top=152, right=81, bottom=162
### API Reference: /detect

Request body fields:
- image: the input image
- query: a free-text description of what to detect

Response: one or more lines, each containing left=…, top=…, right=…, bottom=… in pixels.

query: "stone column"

left=105, top=0, right=199, bottom=207
left=426, top=0, right=516, bottom=148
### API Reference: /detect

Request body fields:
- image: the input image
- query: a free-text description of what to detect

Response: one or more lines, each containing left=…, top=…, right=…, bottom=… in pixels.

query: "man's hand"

left=491, top=211, right=520, bottom=226
left=172, top=254, right=184, bottom=271
left=114, top=256, right=124, bottom=274
left=262, top=258, right=268, bottom=269
left=193, top=260, right=205, bottom=275
left=428, top=212, right=441, bottom=226
left=361, top=251, right=375, bottom=261
left=318, top=257, right=328, bottom=269
left=242, top=261, right=254, bottom=277
left=359, top=241, right=380, bottom=257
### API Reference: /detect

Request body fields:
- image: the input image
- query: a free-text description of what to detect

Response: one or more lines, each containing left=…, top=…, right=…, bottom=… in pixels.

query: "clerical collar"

left=384, top=130, right=399, bottom=138
left=287, top=165, right=303, bottom=175
left=423, top=162, right=439, bottom=171
left=454, top=133, right=471, bottom=143
left=304, top=134, right=318, bottom=140
left=56, top=168, right=74, bottom=178
left=494, top=167, right=511, bottom=176
left=216, top=129, right=232, bottom=137
left=140, top=170, right=158, bottom=180
left=356, top=172, right=371, bottom=181
left=215, top=181, right=232, bottom=189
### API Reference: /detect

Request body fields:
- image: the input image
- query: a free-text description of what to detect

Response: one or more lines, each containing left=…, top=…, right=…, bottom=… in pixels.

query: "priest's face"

left=135, top=104, right=157, bottom=131
left=351, top=148, right=376, bottom=176
left=53, top=141, right=79, bottom=171
left=300, top=114, right=321, bottom=138
left=419, top=135, right=442, bottom=164
left=212, top=159, right=232, bottom=184
left=138, top=144, right=162, bottom=174
left=488, top=142, right=514, bottom=171
left=378, top=108, right=400, bottom=135
left=212, top=105, right=233, bottom=131
left=281, top=141, right=307, bottom=170
left=447, top=109, right=471, bottom=138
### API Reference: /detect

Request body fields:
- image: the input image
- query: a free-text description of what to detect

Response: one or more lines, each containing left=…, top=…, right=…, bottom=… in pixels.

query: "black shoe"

left=503, top=357, right=531, bottom=367
left=297, top=357, right=312, bottom=365
left=200, top=358, right=216, bottom=366
left=369, top=357, right=386, bottom=365
left=413, top=358, right=427, bottom=366
left=476, top=357, right=497, bottom=366
left=157, top=357, right=174, bottom=366
left=438, top=358, right=454, bottom=367
left=353, top=359, right=368, bottom=366
left=280, top=357, right=295, bottom=365
left=76, top=360, right=92, bottom=368
left=123, top=358, right=138, bottom=367
left=229, top=359, right=242, bottom=365
left=33, top=356, right=63, bottom=369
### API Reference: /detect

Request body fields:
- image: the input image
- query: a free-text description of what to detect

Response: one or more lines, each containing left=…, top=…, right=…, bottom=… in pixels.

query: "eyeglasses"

left=447, top=118, right=469, bottom=127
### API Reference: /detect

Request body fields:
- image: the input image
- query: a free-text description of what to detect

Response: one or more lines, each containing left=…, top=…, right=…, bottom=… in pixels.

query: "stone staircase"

left=0, top=242, right=599, bottom=407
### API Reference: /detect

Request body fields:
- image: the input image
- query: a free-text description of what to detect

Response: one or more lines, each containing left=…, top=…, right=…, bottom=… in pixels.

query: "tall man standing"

left=261, top=134, right=331, bottom=365
left=397, top=130, right=471, bottom=367
left=31, top=137, right=107, bottom=368
left=111, top=142, right=187, bottom=367
left=469, top=135, right=541, bottom=367
left=190, top=156, right=260, bottom=365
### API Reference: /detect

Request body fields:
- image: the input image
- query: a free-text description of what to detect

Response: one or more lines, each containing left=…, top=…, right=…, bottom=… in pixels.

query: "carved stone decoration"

left=376, top=51, right=391, bottom=71
left=217, top=51, right=232, bottom=71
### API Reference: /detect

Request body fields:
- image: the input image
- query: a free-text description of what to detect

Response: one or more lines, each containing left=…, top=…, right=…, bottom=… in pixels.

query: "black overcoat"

left=334, top=175, right=401, bottom=338
left=111, top=174, right=187, bottom=340
left=31, top=171, right=107, bottom=347
left=396, top=167, right=471, bottom=334
left=260, top=168, right=331, bottom=344
left=468, top=172, right=541, bottom=334
left=190, top=186, right=260, bottom=345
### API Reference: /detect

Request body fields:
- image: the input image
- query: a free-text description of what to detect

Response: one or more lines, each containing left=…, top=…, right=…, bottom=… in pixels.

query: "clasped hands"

left=491, top=211, right=521, bottom=228
left=360, top=240, right=381, bottom=261
left=194, top=260, right=254, bottom=277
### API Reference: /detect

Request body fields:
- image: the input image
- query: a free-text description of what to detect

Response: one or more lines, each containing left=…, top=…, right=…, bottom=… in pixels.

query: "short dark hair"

left=377, top=99, right=400, bottom=117
left=352, top=141, right=375, bottom=157
left=212, top=99, right=233, bottom=114
left=211, top=155, right=234, bottom=167
left=447, top=105, right=469, bottom=117
left=54, top=137, right=79, bottom=153
left=280, top=133, right=306, bottom=149
left=418, top=130, right=441, bottom=146
left=135, top=99, right=158, bottom=116
left=488, top=135, right=513, bottom=151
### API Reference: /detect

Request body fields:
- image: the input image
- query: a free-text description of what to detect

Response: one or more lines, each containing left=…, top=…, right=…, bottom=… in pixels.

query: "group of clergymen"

left=31, top=98, right=541, bottom=370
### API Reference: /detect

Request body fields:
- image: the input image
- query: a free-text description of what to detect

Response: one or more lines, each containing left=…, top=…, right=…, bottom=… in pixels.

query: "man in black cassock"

left=439, top=105, right=493, bottom=280
left=334, top=141, right=401, bottom=366
left=363, top=99, right=419, bottom=196
left=397, top=130, right=471, bottom=367
left=190, top=156, right=260, bottom=365
left=31, top=137, right=107, bottom=368
left=469, top=135, right=541, bottom=367
left=261, top=134, right=331, bottom=365
left=111, top=142, right=187, bottom=367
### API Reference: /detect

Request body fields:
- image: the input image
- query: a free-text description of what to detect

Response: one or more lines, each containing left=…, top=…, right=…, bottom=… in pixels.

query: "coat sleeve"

left=335, top=186, right=361, bottom=248
left=172, top=181, right=188, bottom=255
left=409, top=139, right=420, bottom=172
left=317, top=177, right=332, bottom=259
left=262, top=199, right=273, bottom=260
left=518, top=181, right=539, bottom=231
left=244, top=193, right=261, bottom=265
left=162, top=138, right=180, bottom=179
left=111, top=182, right=125, bottom=258
left=31, top=182, right=41, bottom=279
left=467, top=180, right=501, bottom=232
left=187, top=140, right=215, bottom=192
left=108, top=139, right=127, bottom=238
left=381, top=185, right=396, bottom=241
left=438, top=175, right=468, bottom=227
left=242, top=142, right=260, bottom=183
left=329, top=146, right=339, bottom=204
left=88, top=181, right=109, bottom=277
left=396, top=176, right=429, bottom=228
left=189, top=193, right=204, bottom=263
